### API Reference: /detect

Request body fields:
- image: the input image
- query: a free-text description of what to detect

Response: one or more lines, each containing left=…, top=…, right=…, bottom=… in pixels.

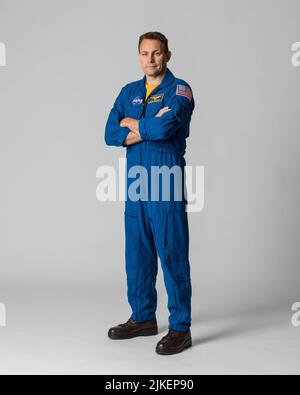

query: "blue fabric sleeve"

left=139, top=85, right=194, bottom=141
left=105, top=88, right=131, bottom=147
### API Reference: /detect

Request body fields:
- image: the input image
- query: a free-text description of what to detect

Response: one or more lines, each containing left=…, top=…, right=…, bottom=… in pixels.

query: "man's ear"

left=166, top=51, right=172, bottom=62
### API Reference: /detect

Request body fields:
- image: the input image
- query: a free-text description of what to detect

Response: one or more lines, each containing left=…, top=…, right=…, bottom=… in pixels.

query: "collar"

left=139, top=67, right=175, bottom=92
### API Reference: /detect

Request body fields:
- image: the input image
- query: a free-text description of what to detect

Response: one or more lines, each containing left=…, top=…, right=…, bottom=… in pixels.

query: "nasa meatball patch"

left=176, top=85, right=193, bottom=101
left=132, top=96, right=143, bottom=106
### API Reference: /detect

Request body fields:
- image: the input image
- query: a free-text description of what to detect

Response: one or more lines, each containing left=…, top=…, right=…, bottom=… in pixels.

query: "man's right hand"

left=124, top=130, right=142, bottom=146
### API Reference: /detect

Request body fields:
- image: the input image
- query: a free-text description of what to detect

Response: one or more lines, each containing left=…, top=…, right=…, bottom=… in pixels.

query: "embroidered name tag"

left=147, top=93, right=164, bottom=104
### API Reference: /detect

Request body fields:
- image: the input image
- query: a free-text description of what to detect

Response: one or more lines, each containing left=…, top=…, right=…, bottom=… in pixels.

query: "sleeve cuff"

left=120, top=128, right=131, bottom=147
left=138, top=119, right=148, bottom=141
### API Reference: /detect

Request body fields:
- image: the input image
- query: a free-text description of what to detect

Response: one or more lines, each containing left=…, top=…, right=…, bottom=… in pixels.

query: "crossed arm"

left=120, top=118, right=141, bottom=146
left=120, top=107, right=171, bottom=146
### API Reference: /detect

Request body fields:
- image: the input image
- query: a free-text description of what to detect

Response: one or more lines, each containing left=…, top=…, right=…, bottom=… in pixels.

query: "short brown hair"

left=138, top=32, right=169, bottom=54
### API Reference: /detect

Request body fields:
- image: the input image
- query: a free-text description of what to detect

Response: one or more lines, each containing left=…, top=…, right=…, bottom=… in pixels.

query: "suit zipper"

left=141, top=85, right=162, bottom=119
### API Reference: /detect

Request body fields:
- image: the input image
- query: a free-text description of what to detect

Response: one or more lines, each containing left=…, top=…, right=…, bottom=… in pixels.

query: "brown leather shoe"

left=108, top=317, right=158, bottom=340
left=156, top=329, right=192, bottom=355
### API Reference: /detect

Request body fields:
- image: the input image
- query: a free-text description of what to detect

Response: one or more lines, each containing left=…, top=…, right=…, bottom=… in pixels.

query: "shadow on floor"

left=190, top=302, right=291, bottom=348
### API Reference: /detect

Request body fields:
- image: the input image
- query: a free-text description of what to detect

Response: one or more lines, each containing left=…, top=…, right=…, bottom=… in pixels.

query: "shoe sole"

left=108, top=327, right=158, bottom=340
left=155, top=337, right=192, bottom=355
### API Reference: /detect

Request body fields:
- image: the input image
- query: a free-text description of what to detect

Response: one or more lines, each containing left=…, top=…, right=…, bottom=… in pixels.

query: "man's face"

left=139, top=39, right=171, bottom=78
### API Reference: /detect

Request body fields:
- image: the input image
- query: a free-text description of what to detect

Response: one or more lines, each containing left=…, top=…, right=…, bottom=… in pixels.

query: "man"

left=104, top=32, right=195, bottom=355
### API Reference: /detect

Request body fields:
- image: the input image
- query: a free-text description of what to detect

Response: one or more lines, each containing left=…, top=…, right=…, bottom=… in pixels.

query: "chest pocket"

left=145, top=93, right=166, bottom=117
left=125, top=95, right=144, bottom=119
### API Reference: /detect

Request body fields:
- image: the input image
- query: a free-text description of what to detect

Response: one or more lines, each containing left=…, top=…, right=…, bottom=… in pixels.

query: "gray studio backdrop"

left=0, top=0, right=300, bottom=316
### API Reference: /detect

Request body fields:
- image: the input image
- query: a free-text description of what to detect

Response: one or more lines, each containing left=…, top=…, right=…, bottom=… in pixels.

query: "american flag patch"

left=176, top=84, right=193, bottom=101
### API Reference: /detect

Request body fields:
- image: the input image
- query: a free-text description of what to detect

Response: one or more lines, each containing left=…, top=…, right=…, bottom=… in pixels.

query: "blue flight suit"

left=105, top=68, right=195, bottom=331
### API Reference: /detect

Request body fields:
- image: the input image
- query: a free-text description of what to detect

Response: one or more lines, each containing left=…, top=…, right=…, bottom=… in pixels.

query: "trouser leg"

left=149, top=208, right=192, bottom=331
left=124, top=203, right=158, bottom=322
